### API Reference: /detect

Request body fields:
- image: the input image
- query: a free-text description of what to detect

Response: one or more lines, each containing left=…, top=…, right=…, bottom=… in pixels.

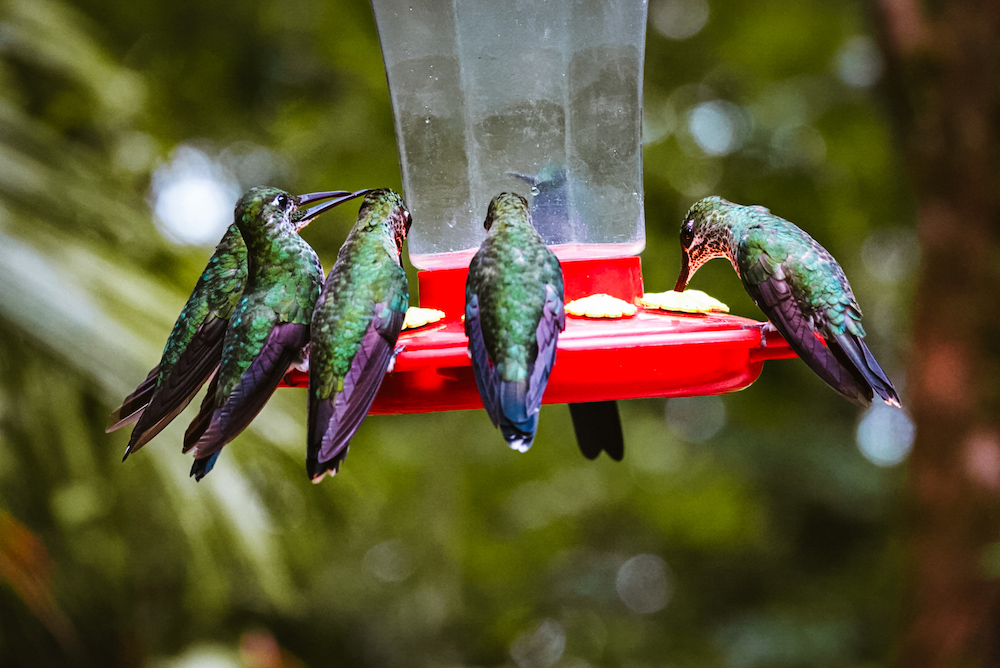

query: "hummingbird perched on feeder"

left=466, top=192, right=564, bottom=452
left=182, top=186, right=367, bottom=479
left=674, top=196, right=901, bottom=407
left=107, top=188, right=356, bottom=462
left=506, top=168, right=625, bottom=461
left=306, top=189, right=412, bottom=482
left=466, top=192, right=624, bottom=460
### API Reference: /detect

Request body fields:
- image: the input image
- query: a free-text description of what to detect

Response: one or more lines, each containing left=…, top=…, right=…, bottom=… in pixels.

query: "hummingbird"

left=508, top=163, right=577, bottom=244
left=182, top=186, right=366, bottom=479
left=674, top=196, right=901, bottom=407
left=306, top=189, right=412, bottom=481
left=465, top=192, right=566, bottom=451
left=107, top=188, right=355, bottom=461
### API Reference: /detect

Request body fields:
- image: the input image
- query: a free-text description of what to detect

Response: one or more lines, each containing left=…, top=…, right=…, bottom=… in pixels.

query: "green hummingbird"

left=674, top=196, right=901, bottom=407
left=306, top=189, right=412, bottom=481
left=107, top=188, right=355, bottom=461
left=182, top=186, right=366, bottom=479
left=465, top=192, right=566, bottom=451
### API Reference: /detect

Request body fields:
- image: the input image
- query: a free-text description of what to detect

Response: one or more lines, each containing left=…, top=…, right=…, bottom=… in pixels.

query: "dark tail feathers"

left=569, top=401, right=624, bottom=461
left=107, top=367, right=159, bottom=432
left=499, top=381, right=538, bottom=452
left=831, top=333, right=901, bottom=407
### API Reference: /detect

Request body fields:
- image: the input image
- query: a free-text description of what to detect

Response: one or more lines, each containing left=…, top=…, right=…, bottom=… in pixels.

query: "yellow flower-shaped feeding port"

left=403, top=307, right=446, bottom=330
left=565, top=293, right=638, bottom=319
left=639, top=290, right=729, bottom=314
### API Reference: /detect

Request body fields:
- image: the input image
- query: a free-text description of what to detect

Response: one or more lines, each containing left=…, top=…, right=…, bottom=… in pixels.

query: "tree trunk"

left=873, top=1, right=1000, bottom=665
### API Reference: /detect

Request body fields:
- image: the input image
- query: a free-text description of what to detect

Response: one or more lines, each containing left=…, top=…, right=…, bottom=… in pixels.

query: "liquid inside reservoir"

left=372, top=0, right=649, bottom=269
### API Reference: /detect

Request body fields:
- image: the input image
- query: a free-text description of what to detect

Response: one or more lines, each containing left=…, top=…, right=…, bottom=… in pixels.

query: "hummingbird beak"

left=297, top=190, right=353, bottom=207
left=295, top=189, right=369, bottom=229
left=674, top=251, right=690, bottom=292
left=506, top=171, right=537, bottom=187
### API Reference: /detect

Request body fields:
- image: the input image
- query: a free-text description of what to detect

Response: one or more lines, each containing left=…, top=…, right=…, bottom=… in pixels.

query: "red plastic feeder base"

left=281, top=256, right=796, bottom=413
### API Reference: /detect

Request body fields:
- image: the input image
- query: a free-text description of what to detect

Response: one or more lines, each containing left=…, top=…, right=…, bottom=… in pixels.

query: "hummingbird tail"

left=107, top=366, right=159, bottom=432
left=568, top=401, right=624, bottom=461
left=306, top=397, right=349, bottom=481
left=831, top=333, right=902, bottom=408
left=752, top=275, right=876, bottom=406
left=305, top=307, right=404, bottom=482
left=185, top=322, right=309, bottom=457
left=498, top=380, right=539, bottom=452
left=189, top=452, right=221, bottom=481
left=120, top=315, right=228, bottom=455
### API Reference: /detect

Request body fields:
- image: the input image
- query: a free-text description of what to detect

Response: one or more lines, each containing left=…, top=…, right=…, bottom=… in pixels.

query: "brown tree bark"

left=872, top=1, right=1000, bottom=666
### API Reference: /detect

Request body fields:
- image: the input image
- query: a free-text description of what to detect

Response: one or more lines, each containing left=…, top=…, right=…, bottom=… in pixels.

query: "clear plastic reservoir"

left=371, top=0, right=648, bottom=270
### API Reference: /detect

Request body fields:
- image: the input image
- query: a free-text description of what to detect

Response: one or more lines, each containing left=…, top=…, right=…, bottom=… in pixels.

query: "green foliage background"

left=0, top=0, right=913, bottom=666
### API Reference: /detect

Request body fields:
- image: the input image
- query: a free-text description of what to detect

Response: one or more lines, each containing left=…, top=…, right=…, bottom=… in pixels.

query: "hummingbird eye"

left=272, top=193, right=290, bottom=209
left=404, top=211, right=413, bottom=232
left=680, top=221, right=695, bottom=249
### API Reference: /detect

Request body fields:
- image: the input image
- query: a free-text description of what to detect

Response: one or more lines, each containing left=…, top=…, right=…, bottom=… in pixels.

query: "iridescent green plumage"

left=110, top=186, right=359, bottom=476
left=675, top=196, right=900, bottom=407
left=307, top=189, right=411, bottom=481
left=107, top=224, right=247, bottom=458
left=469, top=193, right=563, bottom=382
left=465, top=192, right=565, bottom=452
left=160, top=226, right=246, bottom=376
left=183, top=187, right=325, bottom=479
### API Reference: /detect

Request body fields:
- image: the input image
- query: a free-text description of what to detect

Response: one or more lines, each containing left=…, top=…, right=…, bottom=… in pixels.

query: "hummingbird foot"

left=290, top=344, right=310, bottom=374
left=386, top=345, right=406, bottom=374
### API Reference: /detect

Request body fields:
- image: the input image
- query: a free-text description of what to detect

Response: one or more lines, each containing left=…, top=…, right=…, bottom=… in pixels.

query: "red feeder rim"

left=281, top=256, right=796, bottom=413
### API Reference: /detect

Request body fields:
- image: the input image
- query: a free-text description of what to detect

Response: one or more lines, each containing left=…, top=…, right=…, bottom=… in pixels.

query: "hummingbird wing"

left=569, top=401, right=625, bottom=461
left=464, top=290, right=500, bottom=426
left=739, top=230, right=897, bottom=406
left=494, top=282, right=564, bottom=452
left=306, top=301, right=406, bottom=481
left=121, top=315, right=229, bottom=456
left=109, top=224, right=246, bottom=444
left=524, top=283, right=565, bottom=412
left=183, top=321, right=309, bottom=471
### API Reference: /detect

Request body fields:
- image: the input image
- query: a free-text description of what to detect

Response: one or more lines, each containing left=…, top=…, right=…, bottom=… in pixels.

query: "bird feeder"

left=283, top=0, right=795, bottom=409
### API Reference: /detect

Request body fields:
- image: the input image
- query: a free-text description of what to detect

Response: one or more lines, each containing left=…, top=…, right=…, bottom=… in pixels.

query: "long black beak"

left=294, top=189, right=369, bottom=229
left=674, top=251, right=690, bottom=292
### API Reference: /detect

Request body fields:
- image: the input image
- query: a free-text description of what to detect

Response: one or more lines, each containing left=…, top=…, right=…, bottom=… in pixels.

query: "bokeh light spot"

left=150, top=146, right=241, bottom=246
left=651, top=0, right=710, bottom=40
left=836, top=36, right=883, bottom=88
left=616, top=554, right=672, bottom=614
left=856, top=403, right=915, bottom=467
left=666, top=395, right=727, bottom=442
left=363, top=539, right=415, bottom=583
left=510, top=619, right=566, bottom=668
left=861, top=227, right=920, bottom=283
left=688, top=100, right=745, bottom=156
